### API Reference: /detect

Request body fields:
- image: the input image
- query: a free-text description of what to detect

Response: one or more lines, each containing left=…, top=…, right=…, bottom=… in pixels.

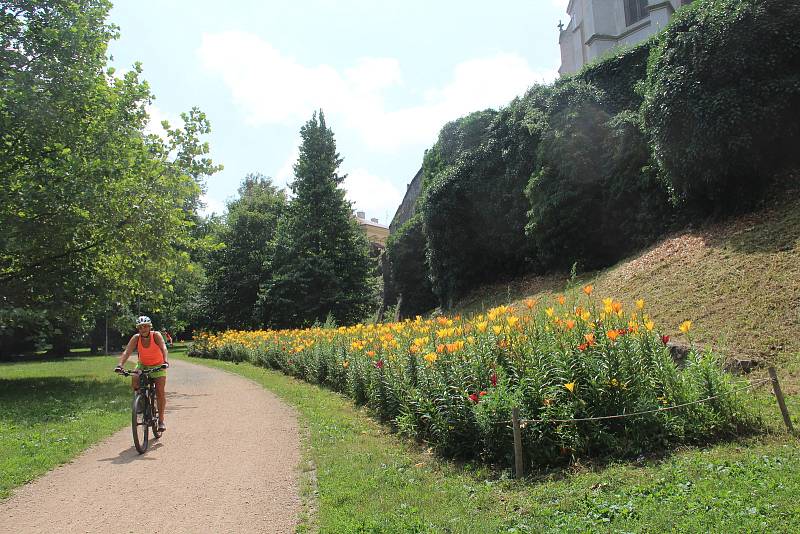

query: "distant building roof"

left=354, top=211, right=389, bottom=247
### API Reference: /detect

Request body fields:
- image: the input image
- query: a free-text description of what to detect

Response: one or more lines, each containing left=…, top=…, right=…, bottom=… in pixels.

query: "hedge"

left=642, top=0, right=800, bottom=211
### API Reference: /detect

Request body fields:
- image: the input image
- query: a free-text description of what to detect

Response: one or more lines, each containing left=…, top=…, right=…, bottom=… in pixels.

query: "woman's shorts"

left=135, top=362, right=167, bottom=379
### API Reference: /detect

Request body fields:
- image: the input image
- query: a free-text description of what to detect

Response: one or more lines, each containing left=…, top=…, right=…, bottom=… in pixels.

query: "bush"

left=385, top=215, right=437, bottom=319
left=572, top=39, right=652, bottom=114
left=0, top=308, right=49, bottom=359
left=642, top=0, right=800, bottom=212
left=526, top=81, right=671, bottom=271
left=422, top=89, right=549, bottom=306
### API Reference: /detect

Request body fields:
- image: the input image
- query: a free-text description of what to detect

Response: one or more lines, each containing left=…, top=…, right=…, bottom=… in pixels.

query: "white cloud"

left=273, top=143, right=300, bottom=191
left=342, top=168, right=402, bottom=226
left=356, top=54, right=557, bottom=150
left=144, top=104, right=180, bottom=140
left=198, top=32, right=360, bottom=125
left=198, top=31, right=556, bottom=151
left=200, top=193, right=226, bottom=217
left=552, top=0, right=570, bottom=12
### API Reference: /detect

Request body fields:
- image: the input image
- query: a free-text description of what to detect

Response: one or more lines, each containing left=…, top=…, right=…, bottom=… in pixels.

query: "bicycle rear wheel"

left=132, top=393, right=149, bottom=453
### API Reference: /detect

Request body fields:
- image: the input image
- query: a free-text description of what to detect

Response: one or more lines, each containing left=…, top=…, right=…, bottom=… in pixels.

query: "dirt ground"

left=0, top=358, right=302, bottom=533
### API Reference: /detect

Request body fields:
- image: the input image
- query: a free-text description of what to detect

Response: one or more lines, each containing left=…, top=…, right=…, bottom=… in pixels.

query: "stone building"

left=355, top=211, right=389, bottom=253
left=559, top=0, right=693, bottom=75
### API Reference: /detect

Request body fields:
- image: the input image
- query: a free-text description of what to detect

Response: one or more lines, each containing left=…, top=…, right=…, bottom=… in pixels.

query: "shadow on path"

left=97, top=442, right=164, bottom=465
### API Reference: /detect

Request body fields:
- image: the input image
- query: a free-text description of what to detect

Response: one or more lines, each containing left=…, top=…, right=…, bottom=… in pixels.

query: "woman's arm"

left=154, top=331, right=169, bottom=364
left=117, top=335, right=138, bottom=368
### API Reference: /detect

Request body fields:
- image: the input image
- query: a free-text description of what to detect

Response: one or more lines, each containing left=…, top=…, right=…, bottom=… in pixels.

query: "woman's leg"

left=155, top=376, right=166, bottom=423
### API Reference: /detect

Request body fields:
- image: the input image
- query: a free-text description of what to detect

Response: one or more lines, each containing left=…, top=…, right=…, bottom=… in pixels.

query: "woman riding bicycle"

left=115, top=316, right=169, bottom=432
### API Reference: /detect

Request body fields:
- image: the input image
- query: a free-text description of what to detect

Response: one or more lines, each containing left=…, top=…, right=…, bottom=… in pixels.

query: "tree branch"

left=0, top=193, right=147, bottom=283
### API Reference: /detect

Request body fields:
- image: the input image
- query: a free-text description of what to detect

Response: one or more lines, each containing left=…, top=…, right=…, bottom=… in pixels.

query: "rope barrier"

left=496, top=377, right=772, bottom=426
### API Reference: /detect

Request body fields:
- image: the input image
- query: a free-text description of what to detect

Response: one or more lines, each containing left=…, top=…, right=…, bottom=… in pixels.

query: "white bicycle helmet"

left=135, top=315, right=152, bottom=327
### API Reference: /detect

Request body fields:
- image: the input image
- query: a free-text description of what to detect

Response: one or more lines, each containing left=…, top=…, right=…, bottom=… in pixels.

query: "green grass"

left=176, top=351, right=800, bottom=533
left=0, top=352, right=130, bottom=499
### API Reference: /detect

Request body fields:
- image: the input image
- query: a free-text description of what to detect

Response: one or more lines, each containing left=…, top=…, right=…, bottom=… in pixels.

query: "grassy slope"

left=0, top=353, right=130, bottom=499
left=458, top=194, right=800, bottom=392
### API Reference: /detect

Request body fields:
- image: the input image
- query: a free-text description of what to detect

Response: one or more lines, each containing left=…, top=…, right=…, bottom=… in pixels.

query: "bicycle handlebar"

left=115, top=363, right=169, bottom=377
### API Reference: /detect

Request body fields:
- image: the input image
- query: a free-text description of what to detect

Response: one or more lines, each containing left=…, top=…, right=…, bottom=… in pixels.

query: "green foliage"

left=0, top=1, right=221, bottom=353
left=421, top=93, right=548, bottom=307
left=571, top=39, right=652, bottom=113
left=0, top=308, right=49, bottom=358
left=393, top=0, right=800, bottom=296
left=526, top=80, right=671, bottom=271
left=642, top=0, right=800, bottom=211
left=203, top=174, right=286, bottom=330
left=386, top=215, right=437, bottom=319
left=261, top=111, right=374, bottom=327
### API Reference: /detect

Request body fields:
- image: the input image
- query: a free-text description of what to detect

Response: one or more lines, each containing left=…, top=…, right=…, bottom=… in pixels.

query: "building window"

left=624, top=0, right=649, bottom=26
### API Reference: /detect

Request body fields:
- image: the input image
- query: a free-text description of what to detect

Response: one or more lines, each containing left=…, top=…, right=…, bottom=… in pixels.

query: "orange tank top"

left=137, top=333, right=164, bottom=366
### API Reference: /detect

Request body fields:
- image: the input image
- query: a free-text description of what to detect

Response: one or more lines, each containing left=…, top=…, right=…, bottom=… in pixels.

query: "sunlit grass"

left=0, top=353, right=129, bottom=499
left=178, top=352, right=800, bottom=532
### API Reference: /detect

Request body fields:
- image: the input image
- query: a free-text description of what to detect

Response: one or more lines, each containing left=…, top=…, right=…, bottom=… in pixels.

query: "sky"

left=108, top=0, right=569, bottom=225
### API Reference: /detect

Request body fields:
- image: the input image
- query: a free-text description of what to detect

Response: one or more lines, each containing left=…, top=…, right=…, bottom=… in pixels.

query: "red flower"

left=490, top=373, right=498, bottom=387
left=469, top=393, right=479, bottom=404
left=618, top=328, right=627, bottom=336
left=375, top=359, right=384, bottom=369
left=479, top=390, right=487, bottom=396
left=578, top=343, right=588, bottom=351
left=661, top=335, right=670, bottom=345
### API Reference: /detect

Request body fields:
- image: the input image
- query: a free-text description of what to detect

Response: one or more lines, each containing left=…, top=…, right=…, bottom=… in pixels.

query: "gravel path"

left=0, top=358, right=302, bottom=533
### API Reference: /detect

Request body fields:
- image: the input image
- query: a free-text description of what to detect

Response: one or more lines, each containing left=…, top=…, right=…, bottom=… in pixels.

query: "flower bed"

left=189, top=288, right=758, bottom=467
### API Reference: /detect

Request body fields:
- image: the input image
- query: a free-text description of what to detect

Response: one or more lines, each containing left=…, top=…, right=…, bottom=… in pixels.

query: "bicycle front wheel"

left=132, top=393, right=149, bottom=454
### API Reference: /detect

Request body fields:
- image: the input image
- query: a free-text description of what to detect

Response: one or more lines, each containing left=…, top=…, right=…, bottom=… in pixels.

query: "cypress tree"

left=260, top=111, right=373, bottom=327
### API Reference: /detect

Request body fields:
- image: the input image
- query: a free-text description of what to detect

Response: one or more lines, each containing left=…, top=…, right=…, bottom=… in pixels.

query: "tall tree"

left=260, top=111, right=373, bottom=327
left=204, top=174, right=286, bottom=329
left=0, top=0, right=220, bottom=355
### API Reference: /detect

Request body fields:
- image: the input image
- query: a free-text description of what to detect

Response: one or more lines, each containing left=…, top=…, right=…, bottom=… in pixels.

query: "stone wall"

left=389, top=166, right=424, bottom=234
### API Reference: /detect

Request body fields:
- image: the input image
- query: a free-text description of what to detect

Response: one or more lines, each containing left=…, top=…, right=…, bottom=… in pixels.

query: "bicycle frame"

left=118, top=365, right=166, bottom=453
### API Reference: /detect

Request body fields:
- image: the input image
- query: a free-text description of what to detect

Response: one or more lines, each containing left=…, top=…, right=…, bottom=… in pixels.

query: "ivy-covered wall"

left=386, top=0, right=800, bottom=314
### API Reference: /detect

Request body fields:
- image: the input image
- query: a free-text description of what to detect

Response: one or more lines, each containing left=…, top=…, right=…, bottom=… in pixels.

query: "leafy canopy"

left=0, top=0, right=221, bottom=354
left=204, top=174, right=286, bottom=330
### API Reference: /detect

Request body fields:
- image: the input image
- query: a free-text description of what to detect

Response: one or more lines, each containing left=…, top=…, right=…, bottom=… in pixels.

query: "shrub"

left=422, top=88, right=550, bottom=306
left=385, top=215, right=437, bottom=319
left=572, top=39, right=652, bottom=114
left=642, top=0, right=800, bottom=212
left=526, top=81, right=671, bottom=271
left=0, top=308, right=49, bottom=359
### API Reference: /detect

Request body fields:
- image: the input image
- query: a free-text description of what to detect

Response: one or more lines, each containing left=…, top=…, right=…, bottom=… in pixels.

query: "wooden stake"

left=768, top=366, right=794, bottom=433
left=512, top=407, right=524, bottom=479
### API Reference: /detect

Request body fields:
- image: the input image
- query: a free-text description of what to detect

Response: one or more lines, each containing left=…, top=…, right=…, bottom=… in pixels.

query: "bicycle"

left=116, top=364, right=168, bottom=454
